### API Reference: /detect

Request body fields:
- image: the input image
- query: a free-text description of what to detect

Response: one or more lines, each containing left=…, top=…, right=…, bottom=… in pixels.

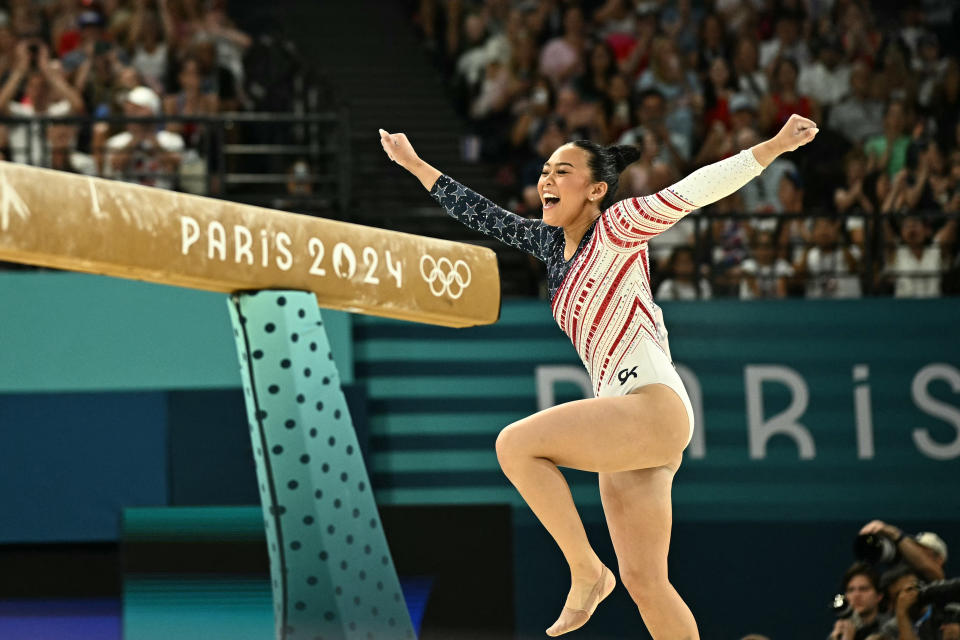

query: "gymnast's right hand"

left=379, top=129, right=419, bottom=170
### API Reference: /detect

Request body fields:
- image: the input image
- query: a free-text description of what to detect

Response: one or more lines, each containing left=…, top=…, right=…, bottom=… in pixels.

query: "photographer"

left=880, top=572, right=960, bottom=640
left=830, top=563, right=890, bottom=640
left=860, top=521, right=948, bottom=582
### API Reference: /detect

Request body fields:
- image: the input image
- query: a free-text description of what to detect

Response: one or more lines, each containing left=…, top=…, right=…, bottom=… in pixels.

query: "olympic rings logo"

left=419, top=254, right=472, bottom=299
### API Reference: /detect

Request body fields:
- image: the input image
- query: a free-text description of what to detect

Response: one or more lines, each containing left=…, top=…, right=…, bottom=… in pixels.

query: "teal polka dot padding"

left=228, top=291, right=414, bottom=640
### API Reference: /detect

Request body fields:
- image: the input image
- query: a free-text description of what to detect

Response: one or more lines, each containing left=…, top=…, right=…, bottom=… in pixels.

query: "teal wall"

left=356, top=297, right=960, bottom=523
left=0, top=272, right=353, bottom=391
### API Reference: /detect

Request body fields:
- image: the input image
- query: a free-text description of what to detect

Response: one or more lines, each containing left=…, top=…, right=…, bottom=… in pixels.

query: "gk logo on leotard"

left=420, top=254, right=472, bottom=299
left=617, top=366, right=639, bottom=385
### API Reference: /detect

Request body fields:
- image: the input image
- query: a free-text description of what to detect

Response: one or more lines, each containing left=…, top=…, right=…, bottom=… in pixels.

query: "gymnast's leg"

left=600, top=456, right=699, bottom=640
left=494, top=383, right=690, bottom=636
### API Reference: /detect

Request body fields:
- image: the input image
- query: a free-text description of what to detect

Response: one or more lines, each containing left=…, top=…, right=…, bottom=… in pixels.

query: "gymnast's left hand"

left=774, top=113, right=819, bottom=153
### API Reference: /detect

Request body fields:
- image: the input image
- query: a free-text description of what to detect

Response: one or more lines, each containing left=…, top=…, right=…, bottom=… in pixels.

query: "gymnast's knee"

left=495, top=422, right=542, bottom=469
left=620, top=568, right=671, bottom=608
left=495, top=424, right=521, bottom=467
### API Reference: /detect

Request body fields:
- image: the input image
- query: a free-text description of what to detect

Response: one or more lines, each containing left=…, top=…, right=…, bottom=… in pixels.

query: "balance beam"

left=0, top=161, right=500, bottom=328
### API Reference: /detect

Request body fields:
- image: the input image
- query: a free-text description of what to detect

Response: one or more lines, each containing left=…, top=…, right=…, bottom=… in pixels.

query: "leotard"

left=430, top=149, right=765, bottom=442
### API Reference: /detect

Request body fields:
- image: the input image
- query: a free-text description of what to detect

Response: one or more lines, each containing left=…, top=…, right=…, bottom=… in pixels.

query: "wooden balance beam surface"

left=0, top=162, right=500, bottom=328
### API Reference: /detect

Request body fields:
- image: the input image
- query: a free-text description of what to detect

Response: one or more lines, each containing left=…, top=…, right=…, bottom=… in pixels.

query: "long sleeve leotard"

left=430, top=149, right=764, bottom=395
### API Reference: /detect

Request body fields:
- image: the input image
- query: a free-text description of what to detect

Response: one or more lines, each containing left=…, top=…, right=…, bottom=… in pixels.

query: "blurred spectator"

left=184, top=38, right=240, bottom=112
left=875, top=40, right=917, bottom=105
left=758, top=12, right=809, bottom=70
left=575, top=39, right=617, bottom=103
left=759, top=57, right=820, bottom=136
left=828, top=562, right=889, bottom=640
left=883, top=214, right=946, bottom=298
left=827, top=61, right=884, bottom=145
left=102, top=85, right=184, bottom=190
left=739, top=230, right=793, bottom=299
left=701, top=56, right=735, bottom=134
left=164, top=56, right=218, bottom=194
left=834, top=150, right=878, bottom=247
left=509, top=75, right=554, bottom=155
left=694, top=93, right=757, bottom=168
left=127, top=3, right=170, bottom=95
left=865, top=101, right=911, bottom=177
left=47, top=120, right=95, bottom=175
left=164, top=56, right=217, bottom=145
left=656, top=245, right=711, bottom=300
left=61, top=10, right=110, bottom=75
left=737, top=125, right=798, bottom=227
left=705, top=190, right=750, bottom=295
left=617, top=87, right=689, bottom=172
left=794, top=216, right=861, bottom=298
left=538, top=5, right=586, bottom=88
left=732, top=38, right=768, bottom=106
left=619, top=128, right=671, bottom=203
left=798, top=36, right=850, bottom=109
left=600, top=73, right=633, bottom=143
left=690, top=12, right=728, bottom=77
left=635, top=37, right=700, bottom=151
left=196, top=0, right=251, bottom=95
left=0, top=40, right=84, bottom=166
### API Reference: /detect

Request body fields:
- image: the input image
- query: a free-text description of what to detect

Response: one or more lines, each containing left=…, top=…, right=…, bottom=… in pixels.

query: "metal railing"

left=0, top=110, right=351, bottom=214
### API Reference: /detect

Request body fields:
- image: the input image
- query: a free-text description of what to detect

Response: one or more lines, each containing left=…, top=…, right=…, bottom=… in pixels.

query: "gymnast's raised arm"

left=614, top=114, right=819, bottom=242
left=378, top=128, right=552, bottom=262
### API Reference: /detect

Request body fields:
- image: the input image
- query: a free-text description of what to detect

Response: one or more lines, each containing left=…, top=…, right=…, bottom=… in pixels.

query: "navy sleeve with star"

left=429, top=174, right=553, bottom=262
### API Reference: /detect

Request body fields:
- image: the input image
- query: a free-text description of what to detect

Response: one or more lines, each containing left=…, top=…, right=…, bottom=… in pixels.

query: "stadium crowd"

left=0, top=0, right=249, bottom=194
left=414, top=0, right=960, bottom=299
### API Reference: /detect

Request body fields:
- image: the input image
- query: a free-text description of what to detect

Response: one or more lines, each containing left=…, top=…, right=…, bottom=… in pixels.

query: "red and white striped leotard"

left=431, top=149, right=764, bottom=401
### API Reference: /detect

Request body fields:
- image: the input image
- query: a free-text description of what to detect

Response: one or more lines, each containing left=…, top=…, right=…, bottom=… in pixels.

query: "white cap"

left=125, top=86, right=161, bottom=115
left=915, top=532, right=948, bottom=561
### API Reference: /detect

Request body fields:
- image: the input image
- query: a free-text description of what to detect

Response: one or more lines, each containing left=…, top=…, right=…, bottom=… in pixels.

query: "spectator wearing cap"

left=859, top=520, right=947, bottom=582
left=60, top=10, right=110, bottom=75
left=0, top=39, right=85, bottom=166
left=798, top=36, right=851, bottom=109
left=827, top=60, right=884, bottom=145
left=102, top=85, right=184, bottom=191
left=828, top=562, right=890, bottom=640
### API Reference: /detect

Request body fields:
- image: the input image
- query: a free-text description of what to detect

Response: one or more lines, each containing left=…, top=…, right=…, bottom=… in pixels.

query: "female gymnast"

left=379, top=114, right=818, bottom=638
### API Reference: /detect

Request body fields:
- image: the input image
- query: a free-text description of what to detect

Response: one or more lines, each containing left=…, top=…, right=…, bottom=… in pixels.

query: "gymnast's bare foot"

left=545, top=563, right=616, bottom=636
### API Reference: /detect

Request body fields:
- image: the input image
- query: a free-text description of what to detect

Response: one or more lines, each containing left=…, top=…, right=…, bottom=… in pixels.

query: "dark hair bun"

left=609, top=145, right=642, bottom=173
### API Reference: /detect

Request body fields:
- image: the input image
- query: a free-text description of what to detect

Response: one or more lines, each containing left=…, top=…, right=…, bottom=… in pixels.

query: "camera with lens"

left=910, top=577, right=960, bottom=622
left=854, top=533, right=900, bottom=564
left=831, top=593, right=854, bottom=620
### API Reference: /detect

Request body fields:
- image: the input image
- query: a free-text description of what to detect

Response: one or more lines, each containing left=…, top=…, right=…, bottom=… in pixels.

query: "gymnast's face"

left=538, top=144, right=606, bottom=227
